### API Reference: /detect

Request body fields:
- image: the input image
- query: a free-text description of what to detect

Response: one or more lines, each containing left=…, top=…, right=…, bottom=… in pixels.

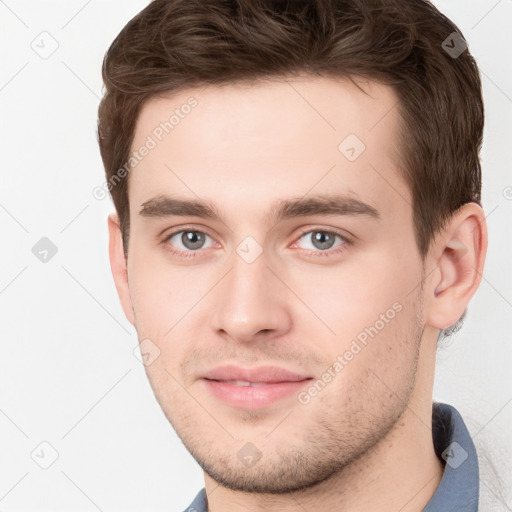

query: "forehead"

left=128, top=76, right=408, bottom=220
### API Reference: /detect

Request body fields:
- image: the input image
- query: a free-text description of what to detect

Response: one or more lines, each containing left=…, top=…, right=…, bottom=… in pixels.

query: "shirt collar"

left=183, top=402, right=479, bottom=512
left=423, top=402, right=479, bottom=511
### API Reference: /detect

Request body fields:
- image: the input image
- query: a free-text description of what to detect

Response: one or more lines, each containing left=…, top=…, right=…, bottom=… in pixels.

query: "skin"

left=108, top=76, right=487, bottom=511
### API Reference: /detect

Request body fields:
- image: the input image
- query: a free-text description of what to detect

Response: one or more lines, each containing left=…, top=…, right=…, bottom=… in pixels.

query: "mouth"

left=210, top=380, right=281, bottom=387
left=200, top=365, right=313, bottom=409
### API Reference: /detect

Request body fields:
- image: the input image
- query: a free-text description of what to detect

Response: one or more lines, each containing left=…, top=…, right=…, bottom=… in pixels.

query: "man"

left=97, top=0, right=487, bottom=510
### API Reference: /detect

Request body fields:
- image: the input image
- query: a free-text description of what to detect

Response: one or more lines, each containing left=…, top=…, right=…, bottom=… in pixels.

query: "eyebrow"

left=139, top=193, right=380, bottom=225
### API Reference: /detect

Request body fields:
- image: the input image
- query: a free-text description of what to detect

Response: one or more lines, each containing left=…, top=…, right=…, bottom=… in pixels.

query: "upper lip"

left=201, top=365, right=311, bottom=383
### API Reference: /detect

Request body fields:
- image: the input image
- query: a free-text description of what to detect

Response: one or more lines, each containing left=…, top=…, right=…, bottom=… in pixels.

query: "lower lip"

left=201, top=379, right=312, bottom=409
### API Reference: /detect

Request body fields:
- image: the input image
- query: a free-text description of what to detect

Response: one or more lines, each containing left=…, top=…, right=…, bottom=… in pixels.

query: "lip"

left=200, top=365, right=313, bottom=409
left=202, top=365, right=310, bottom=383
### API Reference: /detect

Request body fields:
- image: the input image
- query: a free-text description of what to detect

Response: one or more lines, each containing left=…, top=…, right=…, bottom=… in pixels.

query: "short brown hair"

left=97, top=0, right=483, bottom=257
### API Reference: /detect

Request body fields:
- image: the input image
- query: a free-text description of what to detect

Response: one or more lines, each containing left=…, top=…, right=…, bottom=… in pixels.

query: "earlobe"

left=107, top=213, right=135, bottom=326
left=426, top=203, right=487, bottom=329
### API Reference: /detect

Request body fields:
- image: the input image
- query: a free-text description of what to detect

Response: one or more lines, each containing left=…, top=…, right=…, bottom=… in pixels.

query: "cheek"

left=127, top=254, right=205, bottom=382
left=293, top=254, right=422, bottom=395
left=127, top=251, right=191, bottom=332
left=299, top=295, right=421, bottom=427
left=285, top=250, right=420, bottom=347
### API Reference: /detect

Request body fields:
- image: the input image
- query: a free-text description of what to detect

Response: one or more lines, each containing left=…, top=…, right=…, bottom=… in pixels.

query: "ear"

left=425, top=202, right=488, bottom=330
left=108, top=212, right=135, bottom=326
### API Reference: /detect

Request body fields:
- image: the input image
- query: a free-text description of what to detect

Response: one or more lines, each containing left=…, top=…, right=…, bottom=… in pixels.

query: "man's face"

left=121, top=76, right=428, bottom=492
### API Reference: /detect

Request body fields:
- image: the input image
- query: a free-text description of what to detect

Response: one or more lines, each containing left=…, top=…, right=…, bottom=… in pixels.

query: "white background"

left=1, top=1, right=511, bottom=510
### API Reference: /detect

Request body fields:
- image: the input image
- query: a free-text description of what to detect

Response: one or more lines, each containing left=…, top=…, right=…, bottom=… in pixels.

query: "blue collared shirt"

left=182, top=402, right=479, bottom=512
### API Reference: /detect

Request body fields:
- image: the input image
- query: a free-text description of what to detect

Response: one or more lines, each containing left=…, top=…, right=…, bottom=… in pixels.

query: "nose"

left=209, top=249, right=292, bottom=344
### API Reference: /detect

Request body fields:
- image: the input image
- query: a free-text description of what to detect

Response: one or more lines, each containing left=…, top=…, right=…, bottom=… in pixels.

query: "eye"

left=165, top=229, right=216, bottom=255
left=162, top=227, right=350, bottom=259
left=293, top=229, right=348, bottom=255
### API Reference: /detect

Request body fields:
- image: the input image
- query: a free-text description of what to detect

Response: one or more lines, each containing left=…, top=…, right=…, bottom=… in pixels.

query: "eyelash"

left=162, top=225, right=351, bottom=259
